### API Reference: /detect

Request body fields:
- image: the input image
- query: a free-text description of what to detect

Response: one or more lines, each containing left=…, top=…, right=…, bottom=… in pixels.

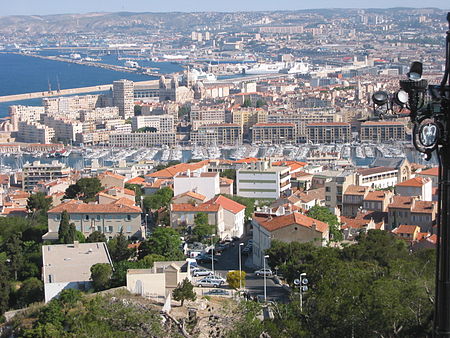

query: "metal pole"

left=211, top=235, right=215, bottom=276
left=239, top=243, right=244, bottom=290
left=264, top=257, right=267, bottom=302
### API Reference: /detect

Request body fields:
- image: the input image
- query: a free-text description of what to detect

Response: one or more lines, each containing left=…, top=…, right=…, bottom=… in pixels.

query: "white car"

left=203, top=275, right=226, bottom=284
left=254, top=268, right=273, bottom=277
left=192, top=268, right=213, bottom=277
left=196, top=278, right=223, bottom=288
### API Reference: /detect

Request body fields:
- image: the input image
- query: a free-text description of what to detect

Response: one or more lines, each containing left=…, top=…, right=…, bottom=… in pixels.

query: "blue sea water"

left=0, top=52, right=184, bottom=118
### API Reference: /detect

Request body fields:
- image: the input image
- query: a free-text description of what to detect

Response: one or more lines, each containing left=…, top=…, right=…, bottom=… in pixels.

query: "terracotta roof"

left=355, top=210, right=388, bottom=223
left=426, top=234, right=437, bottom=244
left=389, top=196, right=415, bottom=209
left=48, top=199, right=141, bottom=214
left=364, top=191, right=388, bottom=201
left=147, top=161, right=208, bottom=179
left=296, top=187, right=325, bottom=203
left=126, top=177, right=146, bottom=185
left=173, top=191, right=207, bottom=201
left=392, top=224, right=419, bottom=234
left=412, top=201, right=436, bottom=214
left=171, top=202, right=221, bottom=213
left=340, top=216, right=371, bottom=229
left=272, top=161, right=307, bottom=171
left=361, top=121, right=405, bottom=126
left=205, top=195, right=245, bottom=214
left=253, top=123, right=295, bottom=127
left=143, top=179, right=172, bottom=189
left=220, top=177, right=234, bottom=185
left=100, top=186, right=135, bottom=196
left=98, top=171, right=126, bottom=181
left=419, top=167, right=439, bottom=176
left=254, top=212, right=328, bottom=233
left=234, top=157, right=260, bottom=164
left=344, top=185, right=369, bottom=196
left=9, top=191, right=30, bottom=199
left=357, top=166, right=396, bottom=176
left=306, top=122, right=350, bottom=127
left=112, top=197, right=136, bottom=206
left=396, top=177, right=429, bottom=187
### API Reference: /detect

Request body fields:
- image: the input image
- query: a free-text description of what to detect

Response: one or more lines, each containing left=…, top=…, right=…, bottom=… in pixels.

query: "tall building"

left=113, top=80, right=134, bottom=119
left=306, top=122, right=351, bottom=144
left=23, top=160, right=70, bottom=191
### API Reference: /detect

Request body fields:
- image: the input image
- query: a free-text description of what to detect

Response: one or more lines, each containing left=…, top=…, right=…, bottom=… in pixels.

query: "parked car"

left=203, top=275, right=226, bottom=284
left=196, top=278, right=223, bottom=288
left=254, top=268, right=273, bottom=277
left=196, top=254, right=218, bottom=264
left=192, top=268, right=213, bottom=277
left=207, top=289, right=229, bottom=296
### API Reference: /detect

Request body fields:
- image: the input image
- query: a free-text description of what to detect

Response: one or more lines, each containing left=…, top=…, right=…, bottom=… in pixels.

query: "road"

left=196, top=239, right=290, bottom=303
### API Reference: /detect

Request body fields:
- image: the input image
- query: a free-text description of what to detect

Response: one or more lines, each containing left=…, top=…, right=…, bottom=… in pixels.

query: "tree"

left=142, top=187, right=173, bottom=211
left=0, top=262, right=10, bottom=316
left=90, top=263, right=112, bottom=291
left=220, top=169, right=236, bottom=181
left=27, top=192, right=52, bottom=216
left=138, top=227, right=183, bottom=260
left=64, top=177, right=103, bottom=202
left=172, top=278, right=196, bottom=306
left=107, top=230, right=132, bottom=262
left=5, top=232, right=24, bottom=280
left=125, top=183, right=143, bottom=204
left=192, top=214, right=216, bottom=243
left=223, top=195, right=255, bottom=221
left=194, top=212, right=209, bottom=227
left=134, top=104, right=142, bottom=115
left=140, top=254, right=167, bottom=268
left=178, top=104, right=191, bottom=119
left=86, top=231, right=107, bottom=243
left=226, top=270, right=246, bottom=290
left=16, top=277, right=44, bottom=307
left=58, top=211, right=76, bottom=244
left=255, top=99, right=267, bottom=108
left=306, top=205, right=342, bottom=242
left=242, top=98, right=252, bottom=107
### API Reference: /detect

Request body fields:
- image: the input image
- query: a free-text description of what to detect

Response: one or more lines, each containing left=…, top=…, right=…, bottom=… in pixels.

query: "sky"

left=0, top=0, right=449, bottom=16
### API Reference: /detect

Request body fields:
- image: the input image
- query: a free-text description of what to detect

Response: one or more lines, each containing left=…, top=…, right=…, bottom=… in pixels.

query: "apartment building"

left=236, top=161, right=291, bottom=199
left=131, top=115, right=175, bottom=132
left=43, top=95, right=101, bottom=114
left=23, top=160, right=70, bottom=191
left=342, top=185, right=369, bottom=217
left=17, top=121, right=55, bottom=144
left=174, top=171, right=220, bottom=200
left=232, top=108, right=268, bottom=137
left=387, top=196, right=437, bottom=232
left=362, top=190, right=393, bottom=212
left=395, top=177, right=432, bottom=201
left=190, top=105, right=226, bottom=130
left=46, top=199, right=143, bottom=240
left=42, top=116, right=83, bottom=143
left=251, top=123, right=296, bottom=144
left=306, top=122, right=351, bottom=143
left=356, top=167, right=398, bottom=189
left=109, top=132, right=176, bottom=147
left=9, top=105, right=44, bottom=130
left=190, top=124, right=242, bottom=145
left=323, top=170, right=356, bottom=213
left=360, top=121, right=406, bottom=142
left=113, top=79, right=134, bottom=119
left=79, top=107, right=120, bottom=122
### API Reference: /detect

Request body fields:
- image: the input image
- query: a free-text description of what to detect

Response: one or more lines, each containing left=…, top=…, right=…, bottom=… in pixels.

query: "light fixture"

left=393, top=90, right=409, bottom=107
left=372, top=91, right=389, bottom=106
left=407, top=61, right=423, bottom=81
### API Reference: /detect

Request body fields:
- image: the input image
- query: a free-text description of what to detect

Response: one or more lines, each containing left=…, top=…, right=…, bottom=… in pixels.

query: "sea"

left=0, top=52, right=184, bottom=118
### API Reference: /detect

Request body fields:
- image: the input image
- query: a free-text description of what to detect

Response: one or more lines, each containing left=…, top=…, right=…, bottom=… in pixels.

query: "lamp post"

left=370, top=13, right=450, bottom=337
left=211, top=234, right=216, bottom=276
left=239, top=242, right=244, bottom=290
left=263, top=255, right=269, bottom=302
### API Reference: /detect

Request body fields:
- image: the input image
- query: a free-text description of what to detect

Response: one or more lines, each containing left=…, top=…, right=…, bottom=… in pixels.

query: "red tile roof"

left=147, top=161, right=209, bottom=179
left=205, top=195, right=245, bottom=214
left=98, top=171, right=126, bottom=181
left=48, top=199, right=141, bottom=214
left=412, top=201, right=436, bottom=214
left=173, top=191, right=207, bottom=201
left=396, top=177, right=429, bottom=187
left=364, top=191, right=389, bottom=201
left=419, top=167, right=439, bottom=176
left=392, top=224, right=419, bottom=234
left=344, top=185, right=369, bottom=196
left=254, top=212, right=328, bottom=233
left=126, top=177, right=146, bottom=185
left=389, top=196, right=415, bottom=209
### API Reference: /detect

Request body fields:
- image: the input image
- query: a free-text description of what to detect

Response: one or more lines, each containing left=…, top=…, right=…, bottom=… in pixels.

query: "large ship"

left=243, top=62, right=285, bottom=75
left=284, top=61, right=310, bottom=74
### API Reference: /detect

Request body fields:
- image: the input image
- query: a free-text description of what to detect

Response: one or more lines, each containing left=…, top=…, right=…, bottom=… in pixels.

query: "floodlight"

left=372, top=91, right=389, bottom=106
left=408, top=61, right=423, bottom=81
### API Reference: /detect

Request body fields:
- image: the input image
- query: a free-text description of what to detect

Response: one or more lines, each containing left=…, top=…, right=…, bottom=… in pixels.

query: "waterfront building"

left=306, top=122, right=351, bottom=143
left=42, top=116, right=83, bottom=143
left=360, top=121, right=406, bottom=142
left=113, top=79, right=134, bottom=119
left=232, top=108, right=268, bottom=138
left=236, top=161, right=291, bottom=199
left=190, top=124, right=242, bottom=145
left=190, top=105, right=226, bottom=130
left=131, top=115, right=175, bottom=132
left=79, top=107, right=120, bottom=122
left=9, top=105, right=44, bottom=130
left=17, top=121, right=55, bottom=144
left=23, top=160, right=70, bottom=192
left=251, top=123, right=296, bottom=144
left=43, top=95, right=101, bottom=115
left=109, top=132, right=176, bottom=147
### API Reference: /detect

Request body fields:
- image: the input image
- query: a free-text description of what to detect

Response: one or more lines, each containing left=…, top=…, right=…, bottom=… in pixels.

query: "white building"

left=236, top=161, right=291, bottom=199
left=9, top=105, right=44, bottom=130
left=174, top=171, right=220, bottom=201
left=113, top=79, right=134, bottom=119
left=131, top=114, right=175, bottom=132
left=42, top=241, right=113, bottom=302
left=17, top=121, right=55, bottom=144
left=356, top=167, right=398, bottom=189
left=42, top=116, right=83, bottom=142
left=206, top=195, right=245, bottom=239
left=109, top=132, right=176, bottom=147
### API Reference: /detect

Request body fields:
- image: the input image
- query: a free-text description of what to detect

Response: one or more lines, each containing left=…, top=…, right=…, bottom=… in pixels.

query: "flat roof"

left=42, top=242, right=112, bottom=284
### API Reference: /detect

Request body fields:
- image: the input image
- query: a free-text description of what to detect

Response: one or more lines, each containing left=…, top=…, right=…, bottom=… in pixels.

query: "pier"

left=0, top=80, right=159, bottom=103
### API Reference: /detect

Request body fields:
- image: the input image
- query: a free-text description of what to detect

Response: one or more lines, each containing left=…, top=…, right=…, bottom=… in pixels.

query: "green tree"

left=220, top=169, right=236, bottom=181
left=27, top=192, right=52, bottom=216
left=226, top=270, right=246, bottom=290
left=57, top=288, right=83, bottom=307
left=5, top=232, right=24, bottom=280
left=140, top=253, right=167, bottom=268
left=178, top=104, right=191, bottom=119
left=86, top=231, right=107, bottom=243
left=242, top=98, right=252, bottom=107
left=0, top=262, right=10, bottom=316
left=172, top=278, right=196, bottom=306
left=194, top=212, right=208, bottom=227
left=306, top=205, right=342, bottom=242
left=16, top=277, right=44, bottom=307
left=223, top=194, right=255, bottom=221
left=138, top=227, right=183, bottom=260
left=142, top=187, right=173, bottom=211
left=90, top=263, right=112, bottom=291
left=255, top=99, right=267, bottom=108
left=107, top=230, right=132, bottom=262
left=64, top=177, right=103, bottom=202
left=134, top=104, right=142, bottom=115
left=58, top=211, right=76, bottom=244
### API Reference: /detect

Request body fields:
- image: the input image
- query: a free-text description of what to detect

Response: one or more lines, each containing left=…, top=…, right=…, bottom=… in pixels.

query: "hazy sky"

left=0, top=0, right=449, bottom=16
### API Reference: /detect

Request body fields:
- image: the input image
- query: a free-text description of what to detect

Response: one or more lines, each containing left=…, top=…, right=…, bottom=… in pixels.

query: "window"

left=326, top=196, right=331, bottom=201
left=85, top=215, right=89, bottom=221
left=96, top=215, right=101, bottom=221
left=96, top=226, right=102, bottom=232
left=108, top=226, right=113, bottom=233
left=76, top=225, right=81, bottom=232
left=84, top=225, right=90, bottom=232
left=325, top=187, right=331, bottom=192
left=127, top=225, right=132, bottom=233
left=56, top=214, right=61, bottom=221
left=126, top=215, right=131, bottom=221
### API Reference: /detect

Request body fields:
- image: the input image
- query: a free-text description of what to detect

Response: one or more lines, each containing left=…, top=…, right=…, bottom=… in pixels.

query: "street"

left=196, top=239, right=290, bottom=303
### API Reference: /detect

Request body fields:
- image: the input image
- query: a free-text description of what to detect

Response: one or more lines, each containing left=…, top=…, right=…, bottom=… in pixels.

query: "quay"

left=0, top=80, right=159, bottom=103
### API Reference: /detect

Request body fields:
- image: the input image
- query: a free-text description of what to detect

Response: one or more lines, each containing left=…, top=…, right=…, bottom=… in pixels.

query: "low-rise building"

left=23, top=160, right=70, bottom=192
left=360, top=121, right=406, bottom=142
left=357, top=166, right=398, bottom=189
left=387, top=196, right=437, bottom=232
left=42, top=241, right=113, bottom=302
left=173, top=171, right=220, bottom=201
left=190, top=124, right=243, bottom=145
left=342, top=185, right=369, bottom=217
left=362, top=190, right=393, bottom=212
left=252, top=212, right=329, bottom=267
left=109, top=132, right=177, bottom=147
left=251, top=123, right=296, bottom=144
left=395, top=177, right=432, bottom=201
left=306, top=122, right=351, bottom=144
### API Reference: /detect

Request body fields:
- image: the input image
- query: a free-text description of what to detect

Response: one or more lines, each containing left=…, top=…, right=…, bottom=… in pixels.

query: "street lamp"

left=369, top=13, right=450, bottom=337
left=211, top=234, right=216, bottom=276
left=263, top=255, right=269, bottom=302
left=294, top=273, right=308, bottom=312
left=239, top=242, right=244, bottom=290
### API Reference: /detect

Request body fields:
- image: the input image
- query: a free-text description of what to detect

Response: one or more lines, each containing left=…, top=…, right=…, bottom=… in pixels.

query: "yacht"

left=125, top=60, right=139, bottom=68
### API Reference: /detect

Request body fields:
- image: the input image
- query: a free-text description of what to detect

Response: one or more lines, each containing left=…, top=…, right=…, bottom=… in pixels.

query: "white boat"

left=244, top=62, right=285, bottom=75
left=281, top=62, right=310, bottom=74
left=125, top=60, right=139, bottom=68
